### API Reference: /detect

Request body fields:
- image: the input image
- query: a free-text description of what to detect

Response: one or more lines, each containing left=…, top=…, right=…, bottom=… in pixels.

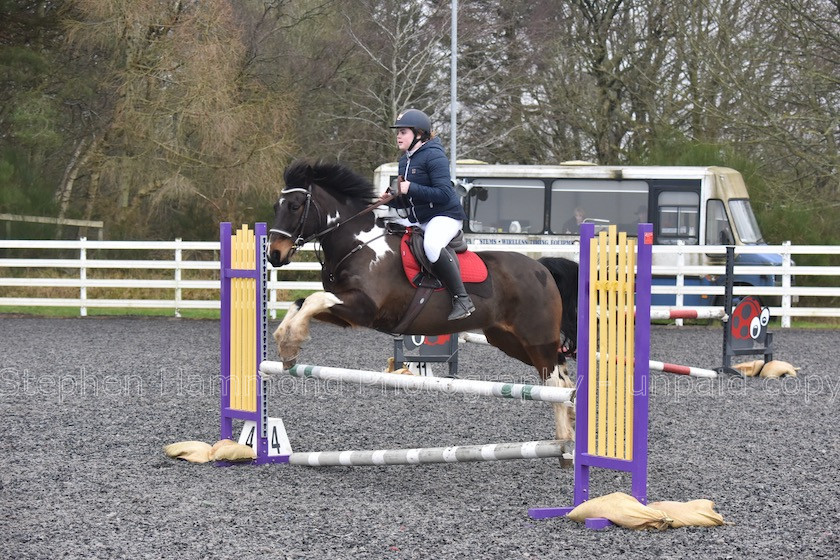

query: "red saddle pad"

left=400, top=233, right=488, bottom=288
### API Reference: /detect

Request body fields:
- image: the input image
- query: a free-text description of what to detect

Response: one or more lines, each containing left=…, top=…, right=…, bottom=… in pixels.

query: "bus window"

left=729, top=199, right=764, bottom=244
left=706, top=199, right=734, bottom=245
left=657, top=191, right=699, bottom=244
left=464, top=179, right=543, bottom=234
left=550, top=179, right=648, bottom=234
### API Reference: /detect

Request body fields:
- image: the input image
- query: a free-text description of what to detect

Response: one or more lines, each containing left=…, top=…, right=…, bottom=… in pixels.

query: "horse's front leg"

left=272, top=292, right=343, bottom=368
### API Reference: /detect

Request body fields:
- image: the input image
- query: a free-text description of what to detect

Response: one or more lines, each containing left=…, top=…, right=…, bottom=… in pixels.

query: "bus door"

left=649, top=181, right=706, bottom=306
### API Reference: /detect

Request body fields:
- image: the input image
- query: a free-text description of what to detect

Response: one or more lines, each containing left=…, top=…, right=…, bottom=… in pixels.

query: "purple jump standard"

left=219, top=222, right=286, bottom=464
left=528, top=223, right=653, bottom=529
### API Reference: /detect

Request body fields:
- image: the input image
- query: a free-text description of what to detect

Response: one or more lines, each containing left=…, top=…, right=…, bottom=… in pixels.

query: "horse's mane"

left=284, top=159, right=377, bottom=203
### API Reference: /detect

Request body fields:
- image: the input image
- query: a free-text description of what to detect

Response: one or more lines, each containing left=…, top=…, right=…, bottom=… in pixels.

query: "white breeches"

left=390, top=215, right=462, bottom=263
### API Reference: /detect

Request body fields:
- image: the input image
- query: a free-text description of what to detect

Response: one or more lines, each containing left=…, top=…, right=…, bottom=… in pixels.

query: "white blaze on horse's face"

left=356, top=224, right=393, bottom=270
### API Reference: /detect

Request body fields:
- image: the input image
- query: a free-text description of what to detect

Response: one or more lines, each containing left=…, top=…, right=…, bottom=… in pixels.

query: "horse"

left=267, top=159, right=579, bottom=441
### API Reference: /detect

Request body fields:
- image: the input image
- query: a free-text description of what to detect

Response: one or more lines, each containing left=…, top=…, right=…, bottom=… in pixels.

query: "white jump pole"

left=259, top=362, right=574, bottom=404
left=288, top=439, right=568, bottom=467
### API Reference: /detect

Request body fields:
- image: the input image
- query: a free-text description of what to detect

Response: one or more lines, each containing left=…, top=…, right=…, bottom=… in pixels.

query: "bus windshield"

left=729, top=199, right=763, bottom=243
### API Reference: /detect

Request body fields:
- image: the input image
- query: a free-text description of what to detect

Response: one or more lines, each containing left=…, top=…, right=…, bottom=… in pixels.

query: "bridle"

left=269, top=183, right=395, bottom=266
left=269, top=186, right=318, bottom=253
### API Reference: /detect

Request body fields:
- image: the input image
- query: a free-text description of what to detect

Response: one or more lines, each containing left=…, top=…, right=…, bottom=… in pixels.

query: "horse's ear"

left=304, top=163, right=314, bottom=186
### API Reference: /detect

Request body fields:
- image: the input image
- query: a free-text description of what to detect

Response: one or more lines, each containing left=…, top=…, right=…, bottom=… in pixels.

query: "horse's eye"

left=289, top=202, right=301, bottom=211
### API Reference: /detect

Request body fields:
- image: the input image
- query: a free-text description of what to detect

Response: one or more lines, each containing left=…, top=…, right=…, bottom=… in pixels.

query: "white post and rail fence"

left=1, top=238, right=838, bottom=327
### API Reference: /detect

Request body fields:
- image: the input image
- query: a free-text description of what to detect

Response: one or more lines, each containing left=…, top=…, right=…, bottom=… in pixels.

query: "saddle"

left=394, top=225, right=487, bottom=287
left=388, top=225, right=490, bottom=333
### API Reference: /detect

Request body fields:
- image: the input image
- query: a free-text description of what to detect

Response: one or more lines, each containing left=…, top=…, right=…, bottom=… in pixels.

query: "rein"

left=269, top=187, right=397, bottom=273
left=305, top=192, right=395, bottom=245
left=269, top=188, right=395, bottom=248
left=327, top=230, right=388, bottom=283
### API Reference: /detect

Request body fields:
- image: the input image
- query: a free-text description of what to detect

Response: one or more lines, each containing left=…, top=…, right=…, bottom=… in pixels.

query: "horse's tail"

left=538, top=257, right=579, bottom=357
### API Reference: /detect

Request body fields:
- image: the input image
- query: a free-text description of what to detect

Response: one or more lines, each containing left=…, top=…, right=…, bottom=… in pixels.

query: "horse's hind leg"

left=483, top=327, right=574, bottom=445
left=538, top=353, right=575, bottom=465
left=526, top=346, right=574, bottom=445
left=544, top=364, right=575, bottom=442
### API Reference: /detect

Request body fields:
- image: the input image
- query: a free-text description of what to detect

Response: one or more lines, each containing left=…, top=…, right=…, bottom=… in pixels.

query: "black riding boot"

left=431, top=248, right=475, bottom=320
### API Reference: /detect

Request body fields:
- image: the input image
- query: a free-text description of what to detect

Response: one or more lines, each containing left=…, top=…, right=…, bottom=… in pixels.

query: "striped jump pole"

left=529, top=223, right=653, bottom=528
left=594, top=352, right=718, bottom=379
left=260, top=362, right=574, bottom=404
left=288, top=440, right=568, bottom=467
left=649, top=359, right=717, bottom=378
left=650, top=308, right=725, bottom=321
left=463, top=333, right=717, bottom=378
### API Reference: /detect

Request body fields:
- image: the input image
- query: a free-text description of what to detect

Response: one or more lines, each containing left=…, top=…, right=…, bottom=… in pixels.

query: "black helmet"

left=391, top=109, right=431, bottom=134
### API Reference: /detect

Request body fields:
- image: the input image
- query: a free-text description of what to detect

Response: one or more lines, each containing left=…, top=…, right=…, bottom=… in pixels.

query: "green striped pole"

left=259, top=362, right=574, bottom=404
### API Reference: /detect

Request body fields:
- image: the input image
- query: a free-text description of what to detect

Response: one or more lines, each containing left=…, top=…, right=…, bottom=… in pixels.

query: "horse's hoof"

left=559, top=452, right=574, bottom=468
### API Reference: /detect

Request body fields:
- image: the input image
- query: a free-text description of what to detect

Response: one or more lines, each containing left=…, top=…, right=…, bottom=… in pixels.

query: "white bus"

left=373, top=162, right=784, bottom=306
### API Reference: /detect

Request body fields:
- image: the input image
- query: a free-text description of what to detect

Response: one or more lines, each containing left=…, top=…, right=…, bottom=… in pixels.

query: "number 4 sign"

left=238, top=418, right=293, bottom=457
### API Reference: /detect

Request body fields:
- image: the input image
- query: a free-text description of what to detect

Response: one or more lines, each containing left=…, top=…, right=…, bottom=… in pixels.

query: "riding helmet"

left=391, top=109, right=432, bottom=135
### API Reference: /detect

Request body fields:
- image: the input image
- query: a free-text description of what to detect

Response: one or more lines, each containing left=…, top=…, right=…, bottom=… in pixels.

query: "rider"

left=386, top=108, right=475, bottom=321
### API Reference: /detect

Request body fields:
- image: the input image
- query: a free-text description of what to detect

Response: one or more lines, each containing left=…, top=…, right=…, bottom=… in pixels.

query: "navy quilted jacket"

left=395, top=137, right=466, bottom=224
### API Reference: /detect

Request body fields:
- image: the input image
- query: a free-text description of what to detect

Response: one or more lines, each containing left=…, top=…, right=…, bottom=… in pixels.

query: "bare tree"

left=666, top=0, right=838, bottom=205
left=464, top=0, right=676, bottom=165
left=287, top=0, right=526, bottom=169
left=322, top=0, right=452, bottom=168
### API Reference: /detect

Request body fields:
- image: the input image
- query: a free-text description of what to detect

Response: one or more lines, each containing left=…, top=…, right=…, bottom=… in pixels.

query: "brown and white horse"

left=267, top=160, right=578, bottom=440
